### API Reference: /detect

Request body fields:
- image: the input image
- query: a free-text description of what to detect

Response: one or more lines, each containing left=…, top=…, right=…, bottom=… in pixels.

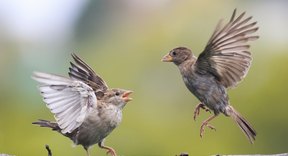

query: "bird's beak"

left=161, top=54, right=173, bottom=62
left=122, top=90, right=133, bottom=102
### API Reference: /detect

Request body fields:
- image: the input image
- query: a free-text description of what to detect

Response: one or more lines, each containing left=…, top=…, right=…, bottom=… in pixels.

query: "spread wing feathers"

left=32, top=71, right=97, bottom=134
left=69, top=53, right=108, bottom=93
left=196, top=9, right=259, bottom=89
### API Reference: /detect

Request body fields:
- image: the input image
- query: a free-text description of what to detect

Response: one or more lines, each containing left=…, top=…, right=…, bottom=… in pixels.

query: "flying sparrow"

left=32, top=53, right=132, bottom=156
left=161, top=9, right=258, bottom=143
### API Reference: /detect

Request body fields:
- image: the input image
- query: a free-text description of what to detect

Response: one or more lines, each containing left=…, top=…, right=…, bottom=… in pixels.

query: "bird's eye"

left=115, top=92, right=120, bottom=96
left=172, top=51, right=177, bottom=56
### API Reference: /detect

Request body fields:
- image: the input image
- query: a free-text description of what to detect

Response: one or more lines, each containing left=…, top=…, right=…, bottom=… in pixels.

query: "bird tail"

left=33, top=119, right=77, bottom=142
left=225, top=105, right=256, bottom=144
left=32, top=119, right=60, bottom=132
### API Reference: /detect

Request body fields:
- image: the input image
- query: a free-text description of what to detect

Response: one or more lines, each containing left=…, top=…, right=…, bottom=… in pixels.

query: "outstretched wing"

left=195, top=9, right=259, bottom=89
left=32, top=72, right=97, bottom=133
left=69, top=53, right=108, bottom=96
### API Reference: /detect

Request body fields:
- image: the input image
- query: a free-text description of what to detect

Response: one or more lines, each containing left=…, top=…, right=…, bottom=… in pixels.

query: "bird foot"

left=193, top=103, right=211, bottom=121
left=200, top=121, right=216, bottom=138
left=106, top=148, right=117, bottom=156
left=99, top=142, right=117, bottom=156
left=199, top=115, right=217, bottom=138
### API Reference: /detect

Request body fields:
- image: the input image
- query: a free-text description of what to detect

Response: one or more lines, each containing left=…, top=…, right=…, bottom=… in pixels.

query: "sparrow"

left=32, top=53, right=132, bottom=156
left=161, top=9, right=258, bottom=143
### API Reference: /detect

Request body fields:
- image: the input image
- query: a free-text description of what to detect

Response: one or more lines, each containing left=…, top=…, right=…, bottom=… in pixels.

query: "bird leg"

left=84, top=146, right=90, bottom=156
left=193, top=103, right=211, bottom=121
left=98, top=141, right=117, bottom=156
left=200, top=115, right=217, bottom=138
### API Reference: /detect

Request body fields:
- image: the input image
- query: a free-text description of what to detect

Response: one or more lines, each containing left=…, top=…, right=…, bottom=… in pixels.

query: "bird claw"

left=200, top=123, right=216, bottom=138
left=200, top=122, right=216, bottom=138
left=106, top=149, right=117, bottom=156
left=205, top=108, right=211, bottom=113
left=206, top=124, right=216, bottom=131
left=193, top=108, right=200, bottom=121
left=193, top=103, right=211, bottom=121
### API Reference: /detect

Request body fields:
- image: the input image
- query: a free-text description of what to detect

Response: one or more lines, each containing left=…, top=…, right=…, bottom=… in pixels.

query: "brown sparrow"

left=162, top=9, right=258, bottom=143
left=32, top=53, right=132, bottom=156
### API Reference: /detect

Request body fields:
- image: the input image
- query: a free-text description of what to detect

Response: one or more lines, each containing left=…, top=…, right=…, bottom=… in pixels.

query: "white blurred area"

left=249, top=1, right=288, bottom=47
left=0, top=0, right=89, bottom=75
left=0, top=0, right=88, bottom=48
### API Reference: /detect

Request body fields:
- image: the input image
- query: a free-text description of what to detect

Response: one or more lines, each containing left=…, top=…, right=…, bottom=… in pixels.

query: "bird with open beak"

left=162, top=9, right=258, bottom=143
left=32, top=53, right=132, bottom=156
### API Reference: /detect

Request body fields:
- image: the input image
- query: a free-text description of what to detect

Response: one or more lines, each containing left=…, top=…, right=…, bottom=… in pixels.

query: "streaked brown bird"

left=161, top=9, right=258, bottom=143
left=32, top=54, right=132, bottom=156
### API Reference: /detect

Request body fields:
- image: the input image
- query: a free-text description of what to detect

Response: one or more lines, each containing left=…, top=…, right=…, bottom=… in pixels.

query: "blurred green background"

left=0, top=0, right=288, bottom=155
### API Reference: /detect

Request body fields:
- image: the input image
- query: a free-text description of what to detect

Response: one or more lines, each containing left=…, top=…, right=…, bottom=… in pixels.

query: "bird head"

left=161, top=47, right=194, bottom=65
left=103, top=89, right=133, bottom=109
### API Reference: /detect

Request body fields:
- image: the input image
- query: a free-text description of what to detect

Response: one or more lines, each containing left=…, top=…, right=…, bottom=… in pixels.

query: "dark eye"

left=115, top=92, right=120, bottom=96
left=171, top=51, right=177, bottom=56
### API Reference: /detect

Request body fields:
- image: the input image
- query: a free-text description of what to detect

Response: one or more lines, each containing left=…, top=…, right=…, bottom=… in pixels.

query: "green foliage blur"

left=1, top=0, right=288, bottom=155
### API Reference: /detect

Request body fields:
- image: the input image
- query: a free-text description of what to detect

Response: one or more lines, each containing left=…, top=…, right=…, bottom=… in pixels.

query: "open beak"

left=161, top=54, right=173, bottom=62
left=122, top=90, right=133, bottom=102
